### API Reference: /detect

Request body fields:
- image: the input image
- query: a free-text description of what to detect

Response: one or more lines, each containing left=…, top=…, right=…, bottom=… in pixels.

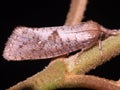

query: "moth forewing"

left=3, top=21, right=118, bottom=61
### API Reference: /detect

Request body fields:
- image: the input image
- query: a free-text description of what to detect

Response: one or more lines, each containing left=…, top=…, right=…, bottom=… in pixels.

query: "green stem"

left=8, top=60, right=67, bottom=90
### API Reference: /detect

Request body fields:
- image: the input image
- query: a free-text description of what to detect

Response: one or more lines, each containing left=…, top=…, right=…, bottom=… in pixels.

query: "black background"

left=0, top=0, right=120, bottom=90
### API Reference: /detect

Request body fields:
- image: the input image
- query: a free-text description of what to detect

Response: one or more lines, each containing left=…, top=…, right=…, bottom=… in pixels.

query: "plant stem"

left=65, top=0, right=87, bottom=25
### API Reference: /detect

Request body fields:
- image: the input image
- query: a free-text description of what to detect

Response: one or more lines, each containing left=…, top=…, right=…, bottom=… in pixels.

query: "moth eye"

left=100, top=32, right=107, bottom=40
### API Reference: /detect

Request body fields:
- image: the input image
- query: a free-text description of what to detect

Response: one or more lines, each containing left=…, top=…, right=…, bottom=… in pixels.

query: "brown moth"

left=3, top=21, right=118, bottom=61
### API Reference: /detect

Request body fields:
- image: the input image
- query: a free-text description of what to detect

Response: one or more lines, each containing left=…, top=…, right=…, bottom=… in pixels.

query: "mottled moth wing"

left=3, top=21, right=101, bottom=60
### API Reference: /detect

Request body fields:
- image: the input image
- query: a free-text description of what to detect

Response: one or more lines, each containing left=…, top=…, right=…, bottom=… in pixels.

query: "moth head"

left=100, top=26, right=119, bottom=40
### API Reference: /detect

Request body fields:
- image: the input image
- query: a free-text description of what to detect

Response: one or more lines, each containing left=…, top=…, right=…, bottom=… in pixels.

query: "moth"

left=3, top=21, right=118, bottom=61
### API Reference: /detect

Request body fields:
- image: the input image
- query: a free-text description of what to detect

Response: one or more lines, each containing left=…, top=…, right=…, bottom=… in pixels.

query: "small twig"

left=65, top=0, right=87, bottom=25
left=64, top=75, right=120, bottom=90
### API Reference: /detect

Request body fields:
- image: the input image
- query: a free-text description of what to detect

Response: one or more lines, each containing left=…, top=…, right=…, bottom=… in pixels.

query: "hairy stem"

left=7, top=60, right=67, bottom=90
left=65, top=0, right=87, bottom=25
left=64, top=75, right=120, bottom=90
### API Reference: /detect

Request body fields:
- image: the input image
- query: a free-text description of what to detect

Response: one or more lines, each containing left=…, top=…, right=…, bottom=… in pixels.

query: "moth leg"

left=98, top=40, right=103, bottom=59
left=75, top=47, right=87, bottom=58
left=78, top=49, right=85, bottom=56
